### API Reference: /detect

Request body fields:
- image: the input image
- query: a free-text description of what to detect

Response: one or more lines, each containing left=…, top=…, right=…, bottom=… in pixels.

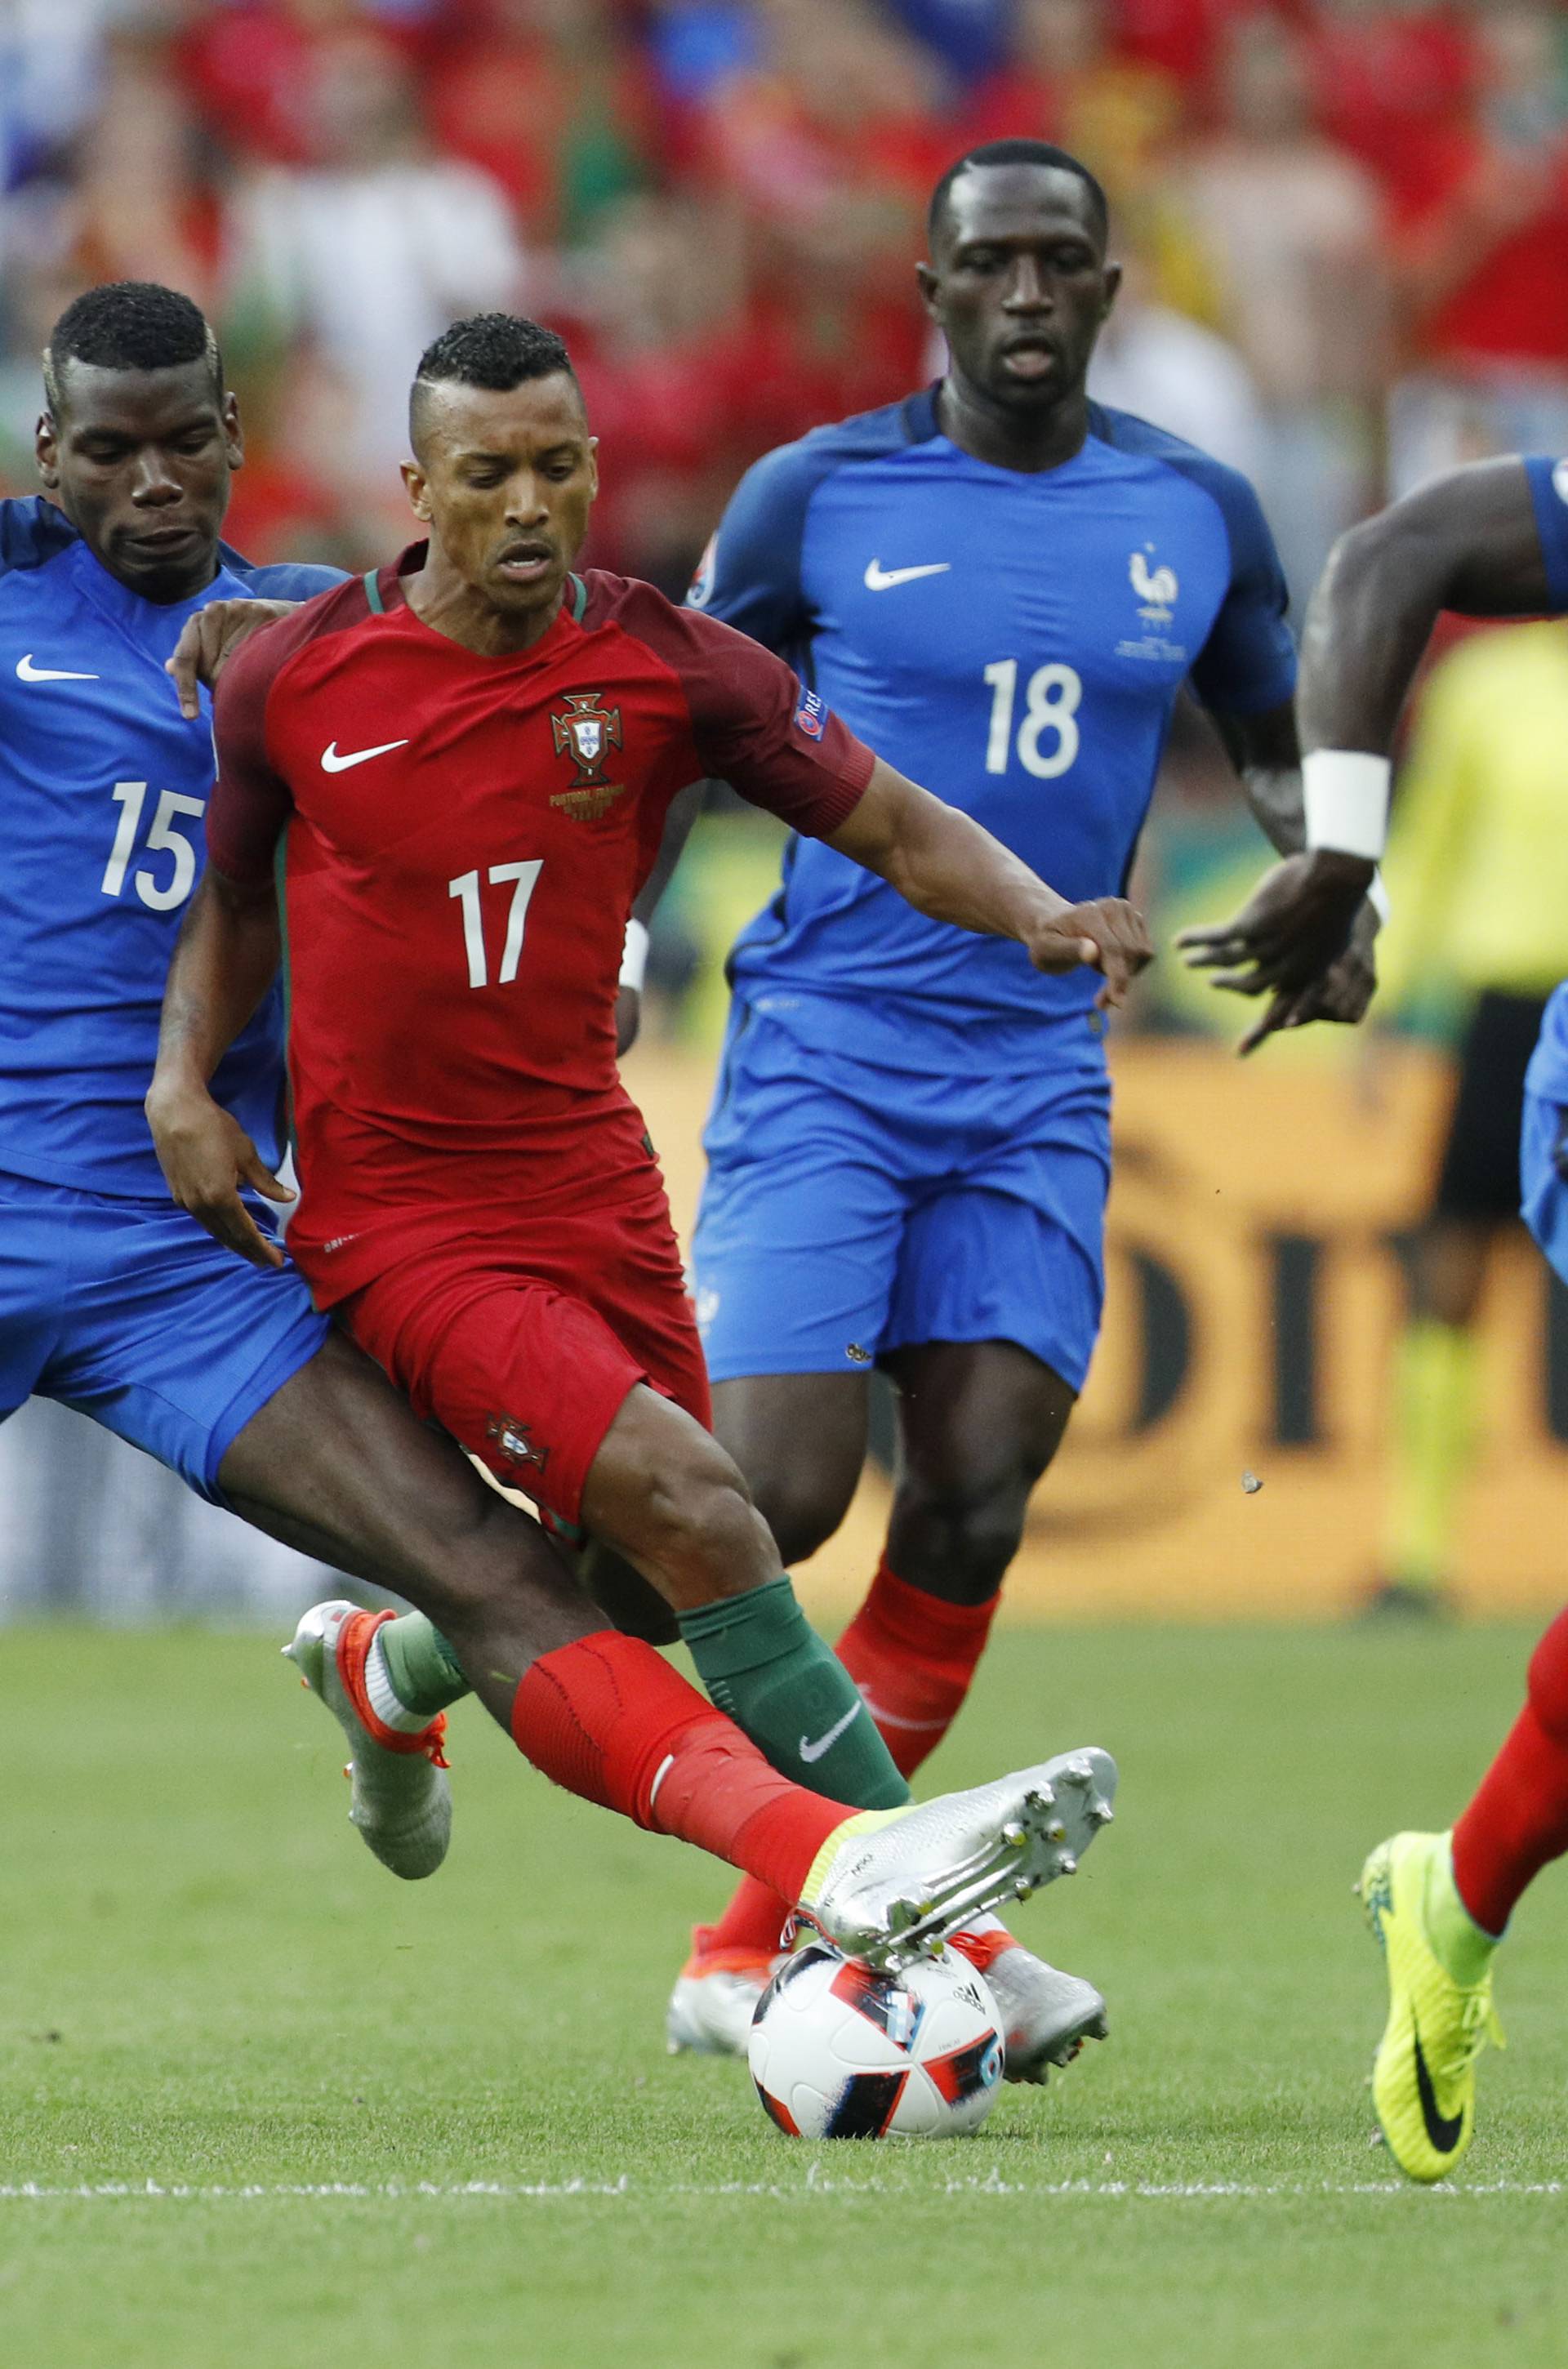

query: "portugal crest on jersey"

left=550, top=692, right=625, bottom=819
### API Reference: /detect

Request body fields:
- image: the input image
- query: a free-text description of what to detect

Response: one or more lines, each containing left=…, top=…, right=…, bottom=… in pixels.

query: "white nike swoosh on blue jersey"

left=321, top=738, right=411, bottom=772
left=862, top=559, right=951, bottom=590
left=16, top=653, right=100, bottom=681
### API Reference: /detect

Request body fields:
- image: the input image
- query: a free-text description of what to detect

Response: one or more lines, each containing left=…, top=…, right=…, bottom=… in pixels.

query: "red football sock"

left=836, top=1558, right=1000, bottom=1780
left=1451, top=1605, right=1568, bottom=1936
left=699, top=1560, right=1000, bottom=1962
left=510, top=1630, right=849, bottom=1899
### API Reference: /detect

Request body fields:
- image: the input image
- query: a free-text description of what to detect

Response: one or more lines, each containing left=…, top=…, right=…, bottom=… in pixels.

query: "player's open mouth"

left=998, top=339, right=1057, bottom=381
left=496, top=541, right=555, bottom=584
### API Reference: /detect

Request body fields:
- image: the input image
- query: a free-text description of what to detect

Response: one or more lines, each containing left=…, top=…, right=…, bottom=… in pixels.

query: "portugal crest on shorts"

left=485, top=1411, right=549, bottom=1475
left=550, top=691, right=625, bottom=820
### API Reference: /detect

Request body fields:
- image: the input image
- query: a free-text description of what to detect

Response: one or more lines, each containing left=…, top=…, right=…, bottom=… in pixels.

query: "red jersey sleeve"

left=610, top=582, right=875, bottom=836
left=207, top=620, right=301, bottom=886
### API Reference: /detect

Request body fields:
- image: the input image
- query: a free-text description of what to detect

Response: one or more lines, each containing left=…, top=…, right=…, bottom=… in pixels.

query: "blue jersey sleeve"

left=0, top=496, right=77, bottom=574
left=688, top=441, right=818, bottom=658
left=1185, top=463, right=1297, bottom=716
left=1523, top=456, right=1568, bottom=612
left=220, top=549, right=348, bottom=602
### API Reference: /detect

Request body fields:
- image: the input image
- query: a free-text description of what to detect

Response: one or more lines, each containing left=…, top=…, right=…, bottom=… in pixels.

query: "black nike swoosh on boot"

left=1412, top=2014, right=1465, bottom=2153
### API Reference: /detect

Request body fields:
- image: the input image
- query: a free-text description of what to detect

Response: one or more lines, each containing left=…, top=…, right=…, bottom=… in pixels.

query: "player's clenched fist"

left=145, top=1080, right=295, bottom=1269
left=165, top=597, right=296, bottom=719
left=1025, top=897, right=1154, bottom=1008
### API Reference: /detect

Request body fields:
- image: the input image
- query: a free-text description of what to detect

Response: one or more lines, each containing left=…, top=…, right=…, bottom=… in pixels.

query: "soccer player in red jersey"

left=149, top=312, right=1140, bottom=1962
left=1184, top=451, right=1568, bottom=2180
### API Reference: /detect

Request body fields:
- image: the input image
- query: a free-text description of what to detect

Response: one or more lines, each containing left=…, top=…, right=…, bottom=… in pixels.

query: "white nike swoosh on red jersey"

left=16, top=653, right=100, bottom=682
left=321, top=738, right=411, bottom=773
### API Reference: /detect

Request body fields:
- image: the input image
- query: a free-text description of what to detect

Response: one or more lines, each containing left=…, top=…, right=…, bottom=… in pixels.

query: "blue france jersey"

left=693, top=390, right=1296, bottom=1071
left=1519, top=456, right=1568, bottom=1109
left=0, top=497, right=340, bottom=1198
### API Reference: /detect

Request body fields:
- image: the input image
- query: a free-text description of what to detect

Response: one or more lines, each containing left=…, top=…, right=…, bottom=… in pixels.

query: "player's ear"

left=222, top=391, right=244, bottom=472
left=1100, top=262, right=1122, bottom=322
left=915, top=261, right=941, bottom=323
left=35, top=412, right=59, bottom=490
left=401, top=458, right=432, bottom=522
left=586, top=436, right=599, bottom=499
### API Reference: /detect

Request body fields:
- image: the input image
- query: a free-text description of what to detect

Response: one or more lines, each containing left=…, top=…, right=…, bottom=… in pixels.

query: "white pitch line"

left=0, top=2175, right=1561, bottom=2202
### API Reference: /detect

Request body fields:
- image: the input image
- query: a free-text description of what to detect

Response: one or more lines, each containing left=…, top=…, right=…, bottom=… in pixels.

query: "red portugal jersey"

left=207, top=549, right=875, bottom=1303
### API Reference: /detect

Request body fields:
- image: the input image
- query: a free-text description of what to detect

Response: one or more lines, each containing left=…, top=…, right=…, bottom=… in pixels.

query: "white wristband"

left=1302, top=749, right=1392, bottom=862
left=620, top=917, right=649, bottom=993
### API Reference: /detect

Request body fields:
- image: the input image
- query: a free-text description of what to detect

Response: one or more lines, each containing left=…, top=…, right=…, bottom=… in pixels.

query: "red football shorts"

left=340, top=1182, right=712, bottom=1526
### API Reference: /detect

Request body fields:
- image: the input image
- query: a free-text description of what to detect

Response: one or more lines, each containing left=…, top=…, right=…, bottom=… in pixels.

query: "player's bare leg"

left=573, top=1383, right=910, bottom=1811
left=675, top=1346, right=1108, bottom=2075
left=220, top=1329, right=595, bottom=1876
left=220, top=1332, right=593, bottom=1718
left=707, top=1370, right=871, bottom=1570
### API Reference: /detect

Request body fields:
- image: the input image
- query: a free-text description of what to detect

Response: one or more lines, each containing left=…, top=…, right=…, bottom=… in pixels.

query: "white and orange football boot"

left=666, top=1928, right=782, bottom=2056
left=284, top=1600, right=452, bottom=1880
left=947, top=1926, right=1108, bottom=2080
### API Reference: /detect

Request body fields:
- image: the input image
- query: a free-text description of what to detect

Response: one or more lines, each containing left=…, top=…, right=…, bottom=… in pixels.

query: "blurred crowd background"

left=5, top=0, right=1568, bottom=1619
left=7, top=0, right=1568, bottom=597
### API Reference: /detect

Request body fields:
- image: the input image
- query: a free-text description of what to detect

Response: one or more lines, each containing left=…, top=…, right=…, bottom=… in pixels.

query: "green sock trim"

left=678, top=1576, right=910, bottom=1811
left=379, top=1613, right=471, bottom=1719
left=1428, top=1836, right=1502, bottom=1982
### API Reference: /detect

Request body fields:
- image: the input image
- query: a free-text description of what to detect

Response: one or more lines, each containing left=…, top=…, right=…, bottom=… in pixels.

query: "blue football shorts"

left=692, top=1004, right=1111, bottom=1394
left=1521, top=1090, right=1568, bottom=1287
left=0, top=1169, right=330, bottom=1500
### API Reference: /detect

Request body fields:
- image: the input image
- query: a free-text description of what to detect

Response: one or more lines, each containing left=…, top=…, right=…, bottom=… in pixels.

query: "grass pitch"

left=5, top=1621, right=1567, bottom=2368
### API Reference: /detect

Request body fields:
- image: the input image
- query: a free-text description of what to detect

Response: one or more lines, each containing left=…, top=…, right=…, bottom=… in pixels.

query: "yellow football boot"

left=1359, top=1830, right=1503, bottom=2183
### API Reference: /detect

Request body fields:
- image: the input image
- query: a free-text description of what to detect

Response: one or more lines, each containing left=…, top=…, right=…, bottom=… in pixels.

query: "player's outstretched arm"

left=827, top=758, right=1153, bottom=1008
left=147, top=869, right=294, bottom=1269
left=1299, top=456, right=1556, bottom=753
left=1178, top=459, right=1557, bottom=1048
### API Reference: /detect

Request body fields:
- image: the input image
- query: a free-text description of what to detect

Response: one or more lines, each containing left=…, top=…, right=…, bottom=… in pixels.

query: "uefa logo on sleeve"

left=688, top=532, right=717, bottom=609
left=794, top=688, right=826, bottom=740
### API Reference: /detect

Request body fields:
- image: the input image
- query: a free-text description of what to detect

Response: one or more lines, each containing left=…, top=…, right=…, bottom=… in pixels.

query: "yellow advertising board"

left=624, top=1035, right=1568, bottom=1623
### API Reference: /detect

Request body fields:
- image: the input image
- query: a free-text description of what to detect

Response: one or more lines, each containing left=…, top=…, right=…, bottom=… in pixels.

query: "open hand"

left=165, top=598, right=296, bottom=720
left=1177, top=848, right=1373, bottom=1018
left=1026, top=897, right=1155, bottom=1009
left=145, top=1080, right=294, bottom=1267
left=1226, top=896, right=1380, bottom=1056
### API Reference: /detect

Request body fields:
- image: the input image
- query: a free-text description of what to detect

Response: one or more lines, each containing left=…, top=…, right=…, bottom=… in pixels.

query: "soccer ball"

left=748, top=1942, right=1005, bottom=2140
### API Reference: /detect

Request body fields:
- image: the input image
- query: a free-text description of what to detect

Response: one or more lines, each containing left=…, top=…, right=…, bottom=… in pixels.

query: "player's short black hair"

left=43, top=282, right=223, bottom=417
left=409, top=314, right=580, bottom=453
left=928, top=140, right=1110, bottom=247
